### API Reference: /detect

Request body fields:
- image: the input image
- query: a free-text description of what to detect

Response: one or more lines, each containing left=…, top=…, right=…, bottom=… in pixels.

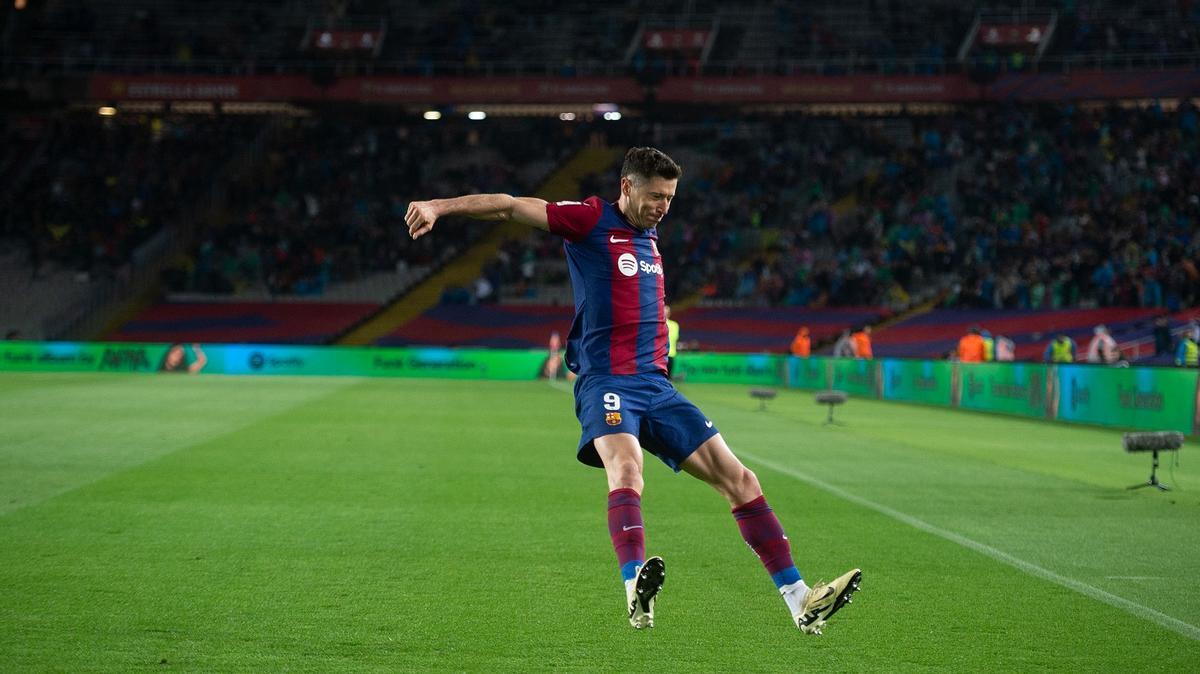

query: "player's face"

left=624, top=176, right=677, bottom=229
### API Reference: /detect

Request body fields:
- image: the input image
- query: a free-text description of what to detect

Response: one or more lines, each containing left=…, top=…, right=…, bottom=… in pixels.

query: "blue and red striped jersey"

left=546, top=196, right=669, bottom=376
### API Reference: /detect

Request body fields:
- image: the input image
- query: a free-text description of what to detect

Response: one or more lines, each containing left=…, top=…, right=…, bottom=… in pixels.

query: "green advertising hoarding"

left=786, top=356, right=829, bottom=390
left=957, top=362, right=1050, bottom=418
left=881, top=358, right=954, bottom=405
left=0, top=342, right=547, bottom=380
left=0, top=341, right=169, bottom=372
left=829, top=358, right=879, bottom=398
left=1053, top=364, right=1197, bottom=435
left=676, top=352, right=784, bottom=385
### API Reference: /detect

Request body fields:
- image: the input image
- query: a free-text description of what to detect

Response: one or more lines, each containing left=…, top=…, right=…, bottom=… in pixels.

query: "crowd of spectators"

left=482, top=102, right=1199, bottom=314
left=172, top=115, right=595, bottom=297
left=1, top=112, right=256, bottom=282
left=7, top=0, right=1200, bottom=78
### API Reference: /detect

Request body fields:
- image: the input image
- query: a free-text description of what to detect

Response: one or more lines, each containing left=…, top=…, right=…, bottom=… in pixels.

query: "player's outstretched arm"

left=406, top=194, right=549, bottom=239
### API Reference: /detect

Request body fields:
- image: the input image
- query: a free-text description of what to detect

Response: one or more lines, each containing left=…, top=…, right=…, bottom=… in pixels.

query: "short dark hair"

left=621, top=147, right=682, bottom=183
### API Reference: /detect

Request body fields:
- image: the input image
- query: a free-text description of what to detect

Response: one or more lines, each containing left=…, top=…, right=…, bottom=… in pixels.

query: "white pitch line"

left=740, top=451, right=1200, bottom=643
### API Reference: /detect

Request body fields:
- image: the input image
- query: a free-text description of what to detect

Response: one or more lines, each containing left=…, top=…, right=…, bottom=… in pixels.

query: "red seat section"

left=109, top=302, right=378, bottom=344
left=380, top=305, right=888, bottom=352
left=379, top=305, right=576, bottom=349
left=873, top=308, right=1164, bottom=360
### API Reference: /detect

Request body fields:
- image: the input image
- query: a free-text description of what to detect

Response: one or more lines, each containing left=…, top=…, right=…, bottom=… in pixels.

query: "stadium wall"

left=2, top=342, right=1196, bottom=435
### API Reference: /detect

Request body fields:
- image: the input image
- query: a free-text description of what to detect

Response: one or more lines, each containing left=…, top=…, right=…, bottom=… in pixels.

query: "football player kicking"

left=406, top=147, right=860, bottom=634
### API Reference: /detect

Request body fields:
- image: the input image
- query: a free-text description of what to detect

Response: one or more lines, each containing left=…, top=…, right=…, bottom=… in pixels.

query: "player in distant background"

left=663, top=305, right=680, bottom=379
left=406, top=147, right=860, bottom=635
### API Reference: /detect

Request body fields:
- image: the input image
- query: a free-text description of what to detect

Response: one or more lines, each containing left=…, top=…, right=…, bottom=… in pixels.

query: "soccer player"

left=406, top=147, right=860, bottom=634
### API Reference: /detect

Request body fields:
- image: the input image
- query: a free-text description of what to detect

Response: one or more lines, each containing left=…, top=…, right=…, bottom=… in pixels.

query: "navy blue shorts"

left=574, top=373, right=719, bottom=472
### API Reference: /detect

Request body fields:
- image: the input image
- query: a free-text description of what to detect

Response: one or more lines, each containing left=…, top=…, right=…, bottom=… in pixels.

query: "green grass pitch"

left=1, top=372, right=1198, bottom=672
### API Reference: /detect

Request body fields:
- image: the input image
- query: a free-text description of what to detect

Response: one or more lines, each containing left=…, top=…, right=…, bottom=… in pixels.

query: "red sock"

left=607, top=488, right=645, bottom=581
left=732, top=495, right=802, bottom=588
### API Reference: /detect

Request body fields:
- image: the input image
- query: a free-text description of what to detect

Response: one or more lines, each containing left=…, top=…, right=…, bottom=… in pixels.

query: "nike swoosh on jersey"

left=704, top=421, right=713, bottom=428
left=622, top=525, right=644, bottom=531
left=609, top=235, right=630, bottom=243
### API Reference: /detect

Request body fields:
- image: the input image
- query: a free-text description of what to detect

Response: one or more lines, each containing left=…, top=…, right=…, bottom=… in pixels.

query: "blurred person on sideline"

left=790, top=327, right=811, bottom=357
left=833, top=328, right=856, bottom=358
left=994, top=334, right=1015, bottom=361
left=158, top=343, right=206, bottom=373
left=1153, top=317, right=1172, bottom=355
left=851, top=325, right=873, bottom=360
left=1086, top=325, right=1120, bottom=364
left=1177, top=331, right=1199, bottom=367
left=665, top=305, right=680, bottom=380
left=957, top=326, right=985, bottom=362
left=980, top=329, right=995, bottom=362
left=1043, top=334, right=1076, bottom=363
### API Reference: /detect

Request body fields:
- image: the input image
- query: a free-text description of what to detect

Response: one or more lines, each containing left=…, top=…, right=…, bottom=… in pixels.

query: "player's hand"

left=406, top=200, right=439, bottom=239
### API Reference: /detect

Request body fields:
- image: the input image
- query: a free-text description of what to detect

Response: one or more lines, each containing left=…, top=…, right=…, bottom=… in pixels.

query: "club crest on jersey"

left=605, top=412, right=622, bottom=426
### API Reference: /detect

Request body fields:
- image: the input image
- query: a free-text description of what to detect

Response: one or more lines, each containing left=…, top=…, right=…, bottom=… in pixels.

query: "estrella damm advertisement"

left=1053, top=364, right=1197, bottom=435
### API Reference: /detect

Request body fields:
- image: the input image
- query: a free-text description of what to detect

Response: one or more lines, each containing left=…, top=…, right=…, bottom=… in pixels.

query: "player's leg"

left=681, top=434, right=861, bottom=634
left=594, top=433, right=663, bottom=629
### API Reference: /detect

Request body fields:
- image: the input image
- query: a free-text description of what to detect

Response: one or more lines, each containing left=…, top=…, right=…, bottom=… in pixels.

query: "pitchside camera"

left=1123, top=431, right=1184, bottom=491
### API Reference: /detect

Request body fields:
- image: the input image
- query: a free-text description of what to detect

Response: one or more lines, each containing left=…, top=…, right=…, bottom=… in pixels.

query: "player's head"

left=619, top=147, right=681, bottom=230
left=664, top=304, right=671, bottom=319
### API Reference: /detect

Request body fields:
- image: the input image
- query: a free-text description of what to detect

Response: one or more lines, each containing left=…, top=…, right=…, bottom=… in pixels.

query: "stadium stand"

left=380, top=305, right=887, bottom=352
left=108, top=301, right=377, bottom=345
left=8, top=1, right=1200, bottom=78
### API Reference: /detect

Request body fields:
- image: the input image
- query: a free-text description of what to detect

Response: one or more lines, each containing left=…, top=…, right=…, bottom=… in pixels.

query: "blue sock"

left=620, top=560, right=642, bottom=582
left=770, top=566, right=802, bottom=589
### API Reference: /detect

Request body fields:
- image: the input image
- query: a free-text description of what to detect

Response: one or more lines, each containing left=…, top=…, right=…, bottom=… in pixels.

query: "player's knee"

left=607, top=458, right=643, bottom=491
left=736, top=467, right=762, bottom=502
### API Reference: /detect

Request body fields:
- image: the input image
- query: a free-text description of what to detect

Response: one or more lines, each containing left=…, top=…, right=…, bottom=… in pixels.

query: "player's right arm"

left=407, top=195, right=602, bottom=242
left=406, top=194, right=549, bottom=239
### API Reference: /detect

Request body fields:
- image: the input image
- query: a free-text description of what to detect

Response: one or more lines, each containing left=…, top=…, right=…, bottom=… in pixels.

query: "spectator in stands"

left=790, top=326, right=811, bottom=357
left=851, top=325, right=873, bottom=360
left=1086, top=325, right=1120, bottom=364
left=158, top=343, right=206, bottom=374
left=1177, top=332, right=1199, bottom=367
left=833, top=328, right=856, bottom=358
left=957, top=326, right=986, bottom=362
left=1044, top=334, right=1077, bottom=363
left=665, top=305, right=680, bottom=380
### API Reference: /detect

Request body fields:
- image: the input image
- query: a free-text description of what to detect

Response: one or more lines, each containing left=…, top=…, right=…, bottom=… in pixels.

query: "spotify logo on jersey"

left=617, top=253, right=638, bottom=277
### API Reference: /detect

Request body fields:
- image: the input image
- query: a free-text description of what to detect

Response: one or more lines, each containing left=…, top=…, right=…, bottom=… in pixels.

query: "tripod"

left=1127, top=450, right=1170, bottom=491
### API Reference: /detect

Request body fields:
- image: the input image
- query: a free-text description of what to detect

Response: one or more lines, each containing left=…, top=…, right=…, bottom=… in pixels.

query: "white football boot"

left=789, top=568, right=862, bottom=635
left=626, top=556, right=666, bottom=629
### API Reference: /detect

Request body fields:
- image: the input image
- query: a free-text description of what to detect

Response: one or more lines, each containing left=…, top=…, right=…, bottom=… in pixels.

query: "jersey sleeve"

left=546, top=196, right=604, bottom=242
